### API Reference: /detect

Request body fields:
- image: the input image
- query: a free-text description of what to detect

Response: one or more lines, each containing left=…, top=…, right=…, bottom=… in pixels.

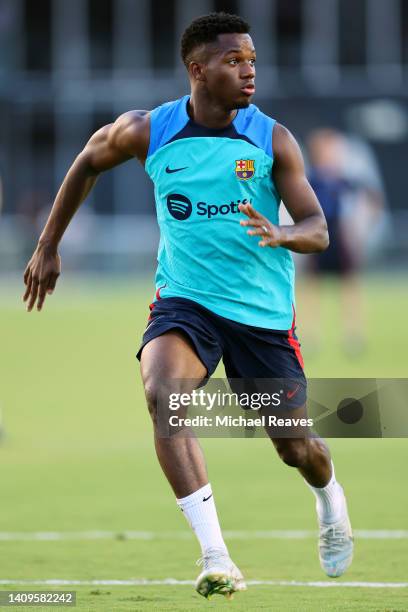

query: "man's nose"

left=241, top=62, right=255, bottom=78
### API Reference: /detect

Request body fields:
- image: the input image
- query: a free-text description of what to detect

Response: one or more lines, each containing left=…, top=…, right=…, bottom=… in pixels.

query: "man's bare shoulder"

left=109, top=110, right=150, bottom=163
left=272, top=122, right=299, bottom=158
left=116, top=109, right=150, bottom=127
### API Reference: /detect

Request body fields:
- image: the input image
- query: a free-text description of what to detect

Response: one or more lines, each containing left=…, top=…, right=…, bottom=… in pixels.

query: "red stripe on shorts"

left=287, top=305, right=304, bottom=370
left=148, top=284, right=166, bottom=320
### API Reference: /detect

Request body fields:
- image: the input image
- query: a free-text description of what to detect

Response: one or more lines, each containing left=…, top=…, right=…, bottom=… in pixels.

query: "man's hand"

left=23, top=243, right=61, bottom=312
left=239, top=202, right=283, bottom=247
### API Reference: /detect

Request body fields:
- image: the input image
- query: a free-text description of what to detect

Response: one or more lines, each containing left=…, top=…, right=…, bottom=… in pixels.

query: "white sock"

left=176, top=483, right=228, bottom=556
left=305, top=461, right=345, bottom=524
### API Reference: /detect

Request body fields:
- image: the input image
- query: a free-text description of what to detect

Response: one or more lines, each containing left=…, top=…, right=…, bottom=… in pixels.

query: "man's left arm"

left=239, top=123, right=329, bottom=254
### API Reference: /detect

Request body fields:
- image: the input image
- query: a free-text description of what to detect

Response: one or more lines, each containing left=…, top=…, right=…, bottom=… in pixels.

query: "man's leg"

left=264, top=405, right=353, bottom=578
left=141, top=330, right=208, bottom=497
left=140, top=330, right=246, bottom=598
left=269, top=426, right=331, bottom=487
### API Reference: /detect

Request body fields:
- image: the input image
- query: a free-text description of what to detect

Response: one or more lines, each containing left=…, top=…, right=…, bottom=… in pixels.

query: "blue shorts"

left=136, top=297, right=307, bottom=408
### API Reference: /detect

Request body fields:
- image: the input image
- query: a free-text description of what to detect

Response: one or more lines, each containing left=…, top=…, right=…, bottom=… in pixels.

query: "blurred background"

left=0, top=2, right=407, bottom=608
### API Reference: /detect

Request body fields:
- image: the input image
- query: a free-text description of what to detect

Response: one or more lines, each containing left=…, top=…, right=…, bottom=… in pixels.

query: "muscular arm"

left=240, top=123, right=329, bottom=254
left=23, top=110, right=150, bottom=311
left=272, top=123, right=329, bottom=253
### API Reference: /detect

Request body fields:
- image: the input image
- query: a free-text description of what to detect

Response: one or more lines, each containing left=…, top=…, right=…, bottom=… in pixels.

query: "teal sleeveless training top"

left=145, top=95, right=295, bottom=330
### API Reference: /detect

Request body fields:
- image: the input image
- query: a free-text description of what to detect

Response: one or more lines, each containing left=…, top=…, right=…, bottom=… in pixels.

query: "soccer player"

left=23, top=13, right=353, bottom=600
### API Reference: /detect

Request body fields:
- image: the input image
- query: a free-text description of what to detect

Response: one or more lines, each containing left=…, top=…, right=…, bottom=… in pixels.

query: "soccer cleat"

left=318, top=486, right=354, bottom=578
left=195, top=547, right=247, bottom=599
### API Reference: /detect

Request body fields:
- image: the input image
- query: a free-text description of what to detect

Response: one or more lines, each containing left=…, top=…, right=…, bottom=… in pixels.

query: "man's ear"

left=189, top=61, right=206, bottom=83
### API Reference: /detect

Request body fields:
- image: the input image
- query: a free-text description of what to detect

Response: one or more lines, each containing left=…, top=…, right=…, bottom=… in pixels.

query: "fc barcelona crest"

left=235, top=159, right=255, bottom=180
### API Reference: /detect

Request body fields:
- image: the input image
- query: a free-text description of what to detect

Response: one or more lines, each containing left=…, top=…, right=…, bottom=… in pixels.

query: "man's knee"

left=143, top=378, right=186, bottom=428
left=274, top=439, right=309, bottom=468
left=144, top=380, right=170, bottom=426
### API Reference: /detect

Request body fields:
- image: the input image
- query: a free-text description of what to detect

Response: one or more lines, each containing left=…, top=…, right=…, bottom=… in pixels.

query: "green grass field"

left=1, top=276, right=407, bottom=611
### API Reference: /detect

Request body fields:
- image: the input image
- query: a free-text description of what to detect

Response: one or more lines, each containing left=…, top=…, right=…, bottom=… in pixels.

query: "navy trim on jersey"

left=147, top=95, right=275, bottom=159
left=166, top=120, right=257, bottom=148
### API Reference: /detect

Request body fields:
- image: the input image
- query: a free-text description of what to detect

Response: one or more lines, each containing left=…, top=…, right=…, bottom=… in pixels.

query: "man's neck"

left=188, top=93, right=237, bottom=129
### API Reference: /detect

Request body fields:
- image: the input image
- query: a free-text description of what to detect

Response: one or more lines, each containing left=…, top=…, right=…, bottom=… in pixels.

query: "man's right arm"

left=23, top=110, right=149, bottom=311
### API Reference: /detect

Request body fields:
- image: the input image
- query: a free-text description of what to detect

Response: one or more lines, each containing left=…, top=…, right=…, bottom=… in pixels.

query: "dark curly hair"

left=181, top=12, right=251, bottom=67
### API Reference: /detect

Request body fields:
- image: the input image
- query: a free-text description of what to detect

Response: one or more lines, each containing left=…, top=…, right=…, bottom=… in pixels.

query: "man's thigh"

left=140, top=330, right=209, bottom=435
left=140, top=330, right=207, bottom=384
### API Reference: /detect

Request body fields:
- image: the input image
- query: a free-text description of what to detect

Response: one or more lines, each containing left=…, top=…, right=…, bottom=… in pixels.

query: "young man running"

left=23, top=12, right=353, bottom=600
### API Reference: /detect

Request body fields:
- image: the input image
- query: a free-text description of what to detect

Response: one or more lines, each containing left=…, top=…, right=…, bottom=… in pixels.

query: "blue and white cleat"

left=318, top=486, right=354, bottom=578
left=195, top=547, right=247, bottom=599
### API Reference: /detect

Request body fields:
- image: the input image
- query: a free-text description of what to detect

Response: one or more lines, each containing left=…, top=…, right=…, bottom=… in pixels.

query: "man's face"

left=199, top=33, right=256, bottom=109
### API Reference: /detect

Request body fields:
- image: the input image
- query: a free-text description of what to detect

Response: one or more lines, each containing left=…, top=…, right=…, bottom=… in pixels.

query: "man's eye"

left=250, top=59, right=256, bottom=66
left=228, top=59, right=238, bottom=65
